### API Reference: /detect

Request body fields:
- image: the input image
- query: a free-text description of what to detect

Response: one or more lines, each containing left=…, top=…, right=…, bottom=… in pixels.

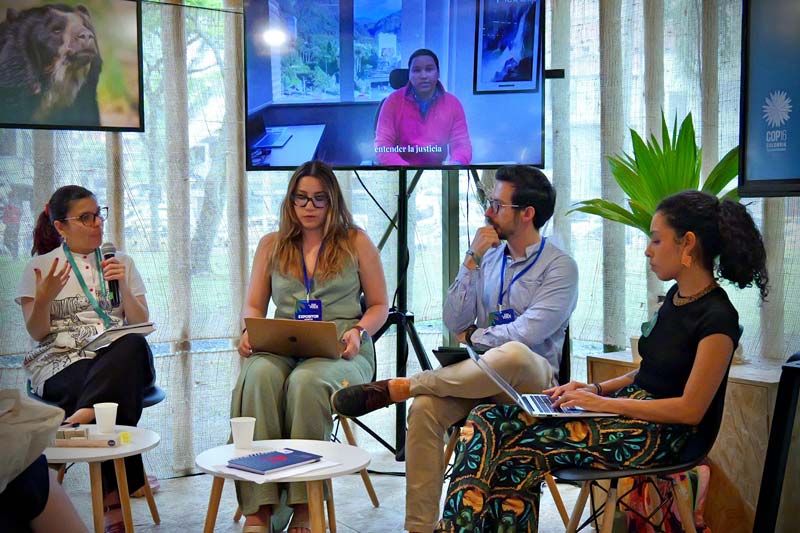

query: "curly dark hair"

left=656, top=190, right=769, bottom=300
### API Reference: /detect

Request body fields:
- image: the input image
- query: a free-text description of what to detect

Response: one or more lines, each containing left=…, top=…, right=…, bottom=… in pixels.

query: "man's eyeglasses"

left=61, top=207, right=108, bottom=227
left=488, top=198, right=521, bottom=212
left=292, top=194, right=330, bottom=208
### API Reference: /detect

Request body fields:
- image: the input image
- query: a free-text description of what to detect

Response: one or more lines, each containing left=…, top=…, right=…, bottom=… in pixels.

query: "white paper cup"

left=94, top=402, right=118, bottom=433
left=231, top=417, right=256, bottom=449
left=630, top=336, right=641, bottom=364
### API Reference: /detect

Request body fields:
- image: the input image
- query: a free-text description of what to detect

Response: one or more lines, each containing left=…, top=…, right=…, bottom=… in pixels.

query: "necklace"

left=673, top=281, right=719, bottom=306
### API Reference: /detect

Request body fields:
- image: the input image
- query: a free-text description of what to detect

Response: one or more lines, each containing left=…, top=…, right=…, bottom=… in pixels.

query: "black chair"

left=328, top=293, right=381, bottom=508
left=554, top=367, right=732, bottom=533
left=373, top=68, right=409, bottom=132
left=27, top=379, right=166, bottom=410
left=442, top=326, right=573, bottom=526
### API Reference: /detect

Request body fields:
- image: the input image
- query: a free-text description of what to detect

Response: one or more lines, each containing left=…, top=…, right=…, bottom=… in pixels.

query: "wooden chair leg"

left=233, top=505, right=243, bottom=522
left=339, top=417, right=379, bottom=507
left=599, top=479, right=618, bottom=533
left=325, top=478, right=337, bottom=533
left=56, top=463, right=66, bottom=484
left=443, top=428, right=459, bottom=467
left=545, top=473, right=570, bottom=527
left=566, top=481, right=591, bottom=533
left=671, top=477, right=698, bottom=533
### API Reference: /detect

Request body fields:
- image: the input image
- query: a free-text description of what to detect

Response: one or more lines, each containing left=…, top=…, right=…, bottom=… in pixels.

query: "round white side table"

left=44, top=425, right=160, bottom=533
left=195, top=439, right=371, bottom=533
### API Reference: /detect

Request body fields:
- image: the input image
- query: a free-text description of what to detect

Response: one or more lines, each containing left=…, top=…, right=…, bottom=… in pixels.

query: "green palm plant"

left=568, top=111, right=739, bottom=235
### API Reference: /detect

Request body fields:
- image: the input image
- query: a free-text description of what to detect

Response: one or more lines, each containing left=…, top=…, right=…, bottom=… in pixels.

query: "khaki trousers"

left=404, top=341, right=556, bottom=533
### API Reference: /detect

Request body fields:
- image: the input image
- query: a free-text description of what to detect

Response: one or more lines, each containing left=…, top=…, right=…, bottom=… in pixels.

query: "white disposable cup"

left=630, top=336, right=641, bottom=364
left=231, top=417, right=256, bottom=449
left=94, top=402, right=118, bottom=433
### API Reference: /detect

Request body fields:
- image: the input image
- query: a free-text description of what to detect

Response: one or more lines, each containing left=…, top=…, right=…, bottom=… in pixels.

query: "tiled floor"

left=63, top=449, right=590, bottom=532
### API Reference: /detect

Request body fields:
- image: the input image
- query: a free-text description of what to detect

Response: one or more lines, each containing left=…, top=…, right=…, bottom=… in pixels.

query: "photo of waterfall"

left=474, top=0, right=542, bottom=94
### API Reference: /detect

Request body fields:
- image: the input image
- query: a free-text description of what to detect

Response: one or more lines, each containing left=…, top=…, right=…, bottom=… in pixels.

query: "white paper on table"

left=214, top=460, right=339, bottom=484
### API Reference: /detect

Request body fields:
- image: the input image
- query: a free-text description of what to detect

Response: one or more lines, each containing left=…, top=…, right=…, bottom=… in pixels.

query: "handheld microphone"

left=100, top=242, right=121, bottom=308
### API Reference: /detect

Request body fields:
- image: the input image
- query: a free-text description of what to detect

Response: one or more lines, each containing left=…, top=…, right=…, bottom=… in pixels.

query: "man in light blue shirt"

left=333, top=166, right=578, bottom=532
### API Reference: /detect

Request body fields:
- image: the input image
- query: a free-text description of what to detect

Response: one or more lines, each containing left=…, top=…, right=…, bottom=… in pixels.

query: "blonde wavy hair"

left=268, top=160, right=358, bottom=281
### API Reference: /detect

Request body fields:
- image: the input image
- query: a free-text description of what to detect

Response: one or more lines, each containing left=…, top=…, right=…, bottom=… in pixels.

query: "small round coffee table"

left=44, top=425, right=160, bottom=533
left=195, top=439, right=371, bottom=533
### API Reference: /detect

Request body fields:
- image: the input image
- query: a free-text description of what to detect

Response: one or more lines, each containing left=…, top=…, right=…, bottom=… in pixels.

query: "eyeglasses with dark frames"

left=61, top=207, right=108, bottom=227
left=292, top=193, right=330, bottom=208
left=488, top=198, right=521, bottom=212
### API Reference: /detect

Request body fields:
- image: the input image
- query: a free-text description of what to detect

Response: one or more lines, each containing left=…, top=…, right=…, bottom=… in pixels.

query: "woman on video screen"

left=374, top=48, right=472, bottom=166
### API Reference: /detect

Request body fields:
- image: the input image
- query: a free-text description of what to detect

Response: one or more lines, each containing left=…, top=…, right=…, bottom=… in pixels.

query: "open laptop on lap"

left=244, top=317, right=343, bottom=359
left=465, top=345, right=618, bottom=418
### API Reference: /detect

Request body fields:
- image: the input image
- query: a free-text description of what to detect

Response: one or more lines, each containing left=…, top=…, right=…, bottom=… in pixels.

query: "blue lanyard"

left=301, top=242, right=324, bottom=299
left=497, top=238, right=546, bottom=309
left=62, top=243, right=112, bottom=328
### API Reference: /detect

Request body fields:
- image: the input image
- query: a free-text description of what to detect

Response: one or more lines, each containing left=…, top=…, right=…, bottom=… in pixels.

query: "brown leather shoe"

left=331, top=379, right=393, bottom=417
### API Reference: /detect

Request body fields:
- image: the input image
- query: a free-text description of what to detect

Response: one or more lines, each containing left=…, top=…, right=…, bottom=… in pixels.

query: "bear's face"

left=32, top=5, right=99, bottom=70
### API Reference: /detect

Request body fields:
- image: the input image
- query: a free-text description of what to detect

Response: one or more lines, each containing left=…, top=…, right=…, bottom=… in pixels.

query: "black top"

left=635, top=284, right=740, bottom=403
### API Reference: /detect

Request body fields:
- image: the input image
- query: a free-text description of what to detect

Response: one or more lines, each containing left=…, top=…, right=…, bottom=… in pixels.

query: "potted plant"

left=568, top=111, right=739, bottom=315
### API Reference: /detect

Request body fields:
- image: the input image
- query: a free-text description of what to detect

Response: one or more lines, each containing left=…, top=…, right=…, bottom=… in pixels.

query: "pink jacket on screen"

left=374, top=82, right=472, bottom=166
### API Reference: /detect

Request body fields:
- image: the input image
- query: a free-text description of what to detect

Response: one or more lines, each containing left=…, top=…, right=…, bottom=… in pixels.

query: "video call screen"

left=244, top=0, right=545, bottom=170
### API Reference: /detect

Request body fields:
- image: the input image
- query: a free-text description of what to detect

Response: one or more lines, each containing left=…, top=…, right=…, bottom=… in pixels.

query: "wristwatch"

left=465, top=248, right=481, bottom=267
left=352, top=325, right=369, bottom=342
left=464, top=325, right=479, bottom=346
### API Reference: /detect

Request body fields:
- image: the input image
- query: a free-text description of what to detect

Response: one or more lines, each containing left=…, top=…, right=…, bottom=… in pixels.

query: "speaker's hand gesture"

left=34, top=258, right=71, bottom=304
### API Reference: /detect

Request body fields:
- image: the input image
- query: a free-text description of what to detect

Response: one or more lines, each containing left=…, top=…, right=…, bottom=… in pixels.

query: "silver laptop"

left=465, top=345, right=618, bottom=418
left=245, top=317, right=343, bottom=359
left=253, top=127, right=292, bottom=148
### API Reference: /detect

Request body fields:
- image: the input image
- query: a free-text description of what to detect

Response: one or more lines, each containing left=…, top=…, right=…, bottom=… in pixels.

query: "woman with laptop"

left=434, top=191, right=769, bottom=532
left=231, top=160, right=388, bottom=533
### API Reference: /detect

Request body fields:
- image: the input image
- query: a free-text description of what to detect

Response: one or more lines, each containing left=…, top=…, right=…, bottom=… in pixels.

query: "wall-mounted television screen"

left=739, top=0, right=800, bottom=197
left=0, top=0, right=144, bottom=132
left=244, top=0, right=545, bottom=170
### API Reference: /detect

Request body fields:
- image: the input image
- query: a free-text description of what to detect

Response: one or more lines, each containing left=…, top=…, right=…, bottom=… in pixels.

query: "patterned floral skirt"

left=434, top=385, right=693, bottom=533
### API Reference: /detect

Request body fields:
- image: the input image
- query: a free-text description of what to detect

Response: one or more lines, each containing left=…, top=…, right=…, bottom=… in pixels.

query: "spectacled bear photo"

left=0, top=3, right=102, bottom=127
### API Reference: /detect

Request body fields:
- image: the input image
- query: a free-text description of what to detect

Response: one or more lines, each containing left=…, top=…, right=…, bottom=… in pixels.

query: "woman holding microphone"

left=16, top=185, right=155, bottom=533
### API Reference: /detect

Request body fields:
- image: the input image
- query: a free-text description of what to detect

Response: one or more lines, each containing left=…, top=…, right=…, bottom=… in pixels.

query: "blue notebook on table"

left=227, top=448, right=323, bottom=475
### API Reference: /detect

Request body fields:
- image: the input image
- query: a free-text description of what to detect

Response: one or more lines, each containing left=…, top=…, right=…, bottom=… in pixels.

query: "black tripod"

left=343, top=168, right=434, bottom=461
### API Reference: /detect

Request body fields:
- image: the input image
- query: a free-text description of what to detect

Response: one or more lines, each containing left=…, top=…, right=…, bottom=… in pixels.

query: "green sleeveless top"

left=270, top=256, right=375, bottom=362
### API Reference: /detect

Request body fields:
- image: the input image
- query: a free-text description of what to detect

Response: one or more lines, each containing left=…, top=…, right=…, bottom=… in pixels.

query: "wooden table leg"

left=324, top=478, right=336, bottom=533
left=89, top=462, right=105, bottom=533
left=306, top=480, right=326, bottom=533
left=113, top=458, right=135, bottom=532
left=141, top=469, right=161, bottom=524
left=204, top=476, right=225, bottom=533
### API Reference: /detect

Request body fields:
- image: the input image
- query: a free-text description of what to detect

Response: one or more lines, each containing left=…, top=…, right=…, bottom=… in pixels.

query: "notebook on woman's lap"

left=244, top=317, right=343, bottom=358
left=465, top=345, right=618, bottom=418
